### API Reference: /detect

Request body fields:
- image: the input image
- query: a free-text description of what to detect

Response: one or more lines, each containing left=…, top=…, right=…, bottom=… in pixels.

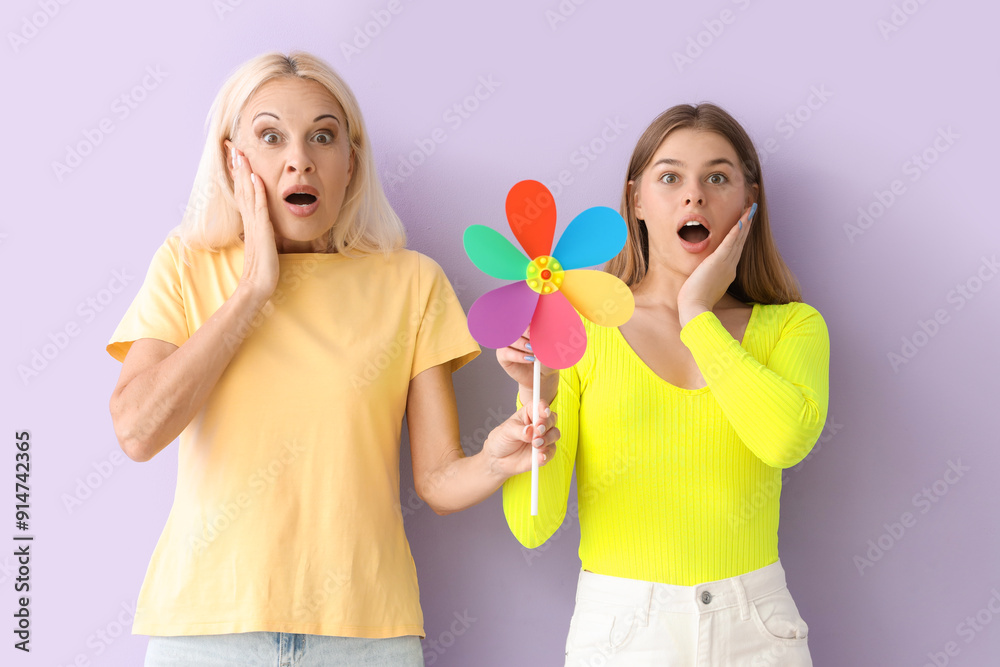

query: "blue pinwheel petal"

left=551, top=206, right=628, bottom=270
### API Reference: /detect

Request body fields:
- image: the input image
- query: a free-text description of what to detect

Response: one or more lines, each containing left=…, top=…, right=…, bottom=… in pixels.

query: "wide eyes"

left=659, top=172, right=728, bottom=184
left=260, top=130, right=335, bottom=145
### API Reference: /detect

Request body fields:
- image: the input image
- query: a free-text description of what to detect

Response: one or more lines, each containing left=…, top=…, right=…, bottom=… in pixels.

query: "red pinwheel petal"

left=529, top=291, right=586, bottom=369
left=467, top=281, right=540, bottom=349
left=506, top=180, right=556, bottom=259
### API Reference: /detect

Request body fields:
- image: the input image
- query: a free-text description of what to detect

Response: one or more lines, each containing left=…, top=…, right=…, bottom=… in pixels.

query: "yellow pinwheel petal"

left=558, top=269, right=635, bottom=327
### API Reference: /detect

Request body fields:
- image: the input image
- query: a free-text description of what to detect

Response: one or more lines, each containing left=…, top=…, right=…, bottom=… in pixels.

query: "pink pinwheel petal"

left=529, top=291, right=586, bottom=369
left=467, top=281, right=540, bottom=349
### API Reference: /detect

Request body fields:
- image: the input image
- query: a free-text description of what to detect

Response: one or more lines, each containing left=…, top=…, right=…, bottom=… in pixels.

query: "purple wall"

left=4, top=0, right=999, bottom=665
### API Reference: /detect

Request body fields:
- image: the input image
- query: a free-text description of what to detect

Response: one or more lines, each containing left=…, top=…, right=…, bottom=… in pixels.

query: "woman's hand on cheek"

left=232, top=147, right=280, bottom=298
left=676, top=202, right=757, bottom=328
left=483, top=401, right=559, bottom=480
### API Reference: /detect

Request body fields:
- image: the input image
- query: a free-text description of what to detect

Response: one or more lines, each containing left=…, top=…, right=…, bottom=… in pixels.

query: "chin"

left=273, top=215, right=334, bottom=241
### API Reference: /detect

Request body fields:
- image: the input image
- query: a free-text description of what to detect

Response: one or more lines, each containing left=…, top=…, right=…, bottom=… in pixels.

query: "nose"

left=284, top=140, right=315, bottom=174
left=684, top=187, right=705, bottom=206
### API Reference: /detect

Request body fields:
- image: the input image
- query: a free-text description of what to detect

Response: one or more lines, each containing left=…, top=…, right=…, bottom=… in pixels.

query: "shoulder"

left=159, top=234, right=241, bottom=272
left=142, top=234, right=184, bottom=279
left=364, top=248, right=436, bottom=273
left=368, top=248, right=466, bottom=300
left=753, top=301, right=828, bottom=338
left=406, top=249, right=461, bottom=288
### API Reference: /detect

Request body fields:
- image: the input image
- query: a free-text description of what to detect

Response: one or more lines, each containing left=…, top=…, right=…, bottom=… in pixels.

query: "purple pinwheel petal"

left=467, top=281, right=540, bottom=349
left=529, top=291, right=586, bottom=369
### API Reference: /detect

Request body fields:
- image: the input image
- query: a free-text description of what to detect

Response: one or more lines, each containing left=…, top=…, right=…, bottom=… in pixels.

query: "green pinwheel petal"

left=463, top=225, right=531, bottom=280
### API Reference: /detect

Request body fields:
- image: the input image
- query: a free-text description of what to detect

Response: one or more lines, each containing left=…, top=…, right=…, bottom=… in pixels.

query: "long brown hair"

left=605, top=103, right=801, bottom=304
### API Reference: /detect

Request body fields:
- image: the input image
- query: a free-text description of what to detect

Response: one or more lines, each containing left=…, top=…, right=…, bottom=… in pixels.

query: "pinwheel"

left=464, top=180, right=635, bottom=515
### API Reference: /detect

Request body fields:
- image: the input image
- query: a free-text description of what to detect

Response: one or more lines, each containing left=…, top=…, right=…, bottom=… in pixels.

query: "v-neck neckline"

left=613, top=303, right=759, bottom=395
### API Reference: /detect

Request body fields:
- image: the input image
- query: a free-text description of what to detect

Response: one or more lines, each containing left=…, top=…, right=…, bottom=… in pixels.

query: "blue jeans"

left=144, top=632, right=424, bottom=666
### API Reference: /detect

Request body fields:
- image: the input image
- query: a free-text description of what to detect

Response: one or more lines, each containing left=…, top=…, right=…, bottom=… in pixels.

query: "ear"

left=629, top=179, right=644, bottom=220
left=223, top=139, right=235, bottom=179
left=347, top=147, right=356, bottom=185
left=748, top=182, right=759, bottom=207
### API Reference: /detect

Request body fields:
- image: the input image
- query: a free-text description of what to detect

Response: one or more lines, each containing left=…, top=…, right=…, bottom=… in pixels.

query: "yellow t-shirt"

left=107, top=235, right=480, bottom=637
left=503, top=302, right=830, bottom=586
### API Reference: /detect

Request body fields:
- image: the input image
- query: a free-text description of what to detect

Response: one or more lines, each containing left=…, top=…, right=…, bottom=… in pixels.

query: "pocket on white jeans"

left=565, top=605, right=638, bottom=656
left=749, top=587, right=809, bottom=645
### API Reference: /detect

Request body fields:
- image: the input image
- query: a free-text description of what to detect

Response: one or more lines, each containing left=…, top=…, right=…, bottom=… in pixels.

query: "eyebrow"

left=652, top=157, right=735, bottom=169
left=251, top=112, right=341, bottom=124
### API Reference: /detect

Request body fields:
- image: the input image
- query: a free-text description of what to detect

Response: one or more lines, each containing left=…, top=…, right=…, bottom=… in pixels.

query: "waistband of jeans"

left=575, top=560, right=789, bottom=615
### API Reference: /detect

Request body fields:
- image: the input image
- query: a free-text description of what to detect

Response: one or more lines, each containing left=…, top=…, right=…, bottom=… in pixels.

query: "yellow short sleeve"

left=409, top=253, right=480, bottom=378
left=106, top=236, right=189, bottom=363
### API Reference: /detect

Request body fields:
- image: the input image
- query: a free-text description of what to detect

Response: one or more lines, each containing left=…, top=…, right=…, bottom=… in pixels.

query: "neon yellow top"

left=107, top=235, right=480, bottom=637
left=502, top=301, right=830, bottom=585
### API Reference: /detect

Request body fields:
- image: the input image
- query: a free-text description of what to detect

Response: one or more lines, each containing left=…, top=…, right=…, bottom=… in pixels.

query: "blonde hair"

left=174, top=50, right=405, bottom=261
left=606, top=103, right=802, bottom=304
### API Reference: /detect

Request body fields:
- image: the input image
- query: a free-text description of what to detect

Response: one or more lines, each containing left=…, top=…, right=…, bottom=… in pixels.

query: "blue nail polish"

left=524, top=355, right=536, bottom=362
left=525, top=342, right=532, bottom=351
left=749, top=202, right=758, bottom=223
left=739, top=220, right=742, bottom=230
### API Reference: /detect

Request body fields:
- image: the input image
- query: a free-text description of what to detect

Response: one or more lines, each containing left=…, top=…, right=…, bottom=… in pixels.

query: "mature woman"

left=501, top=103, right=829, bottom=665
left=106, top=51, right=557, bottom=666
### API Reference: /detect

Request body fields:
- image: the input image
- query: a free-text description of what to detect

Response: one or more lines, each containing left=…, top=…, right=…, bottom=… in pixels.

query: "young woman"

left=501, top=103, right=829, bottom=665
left=106, top=51, right=557, bottom=667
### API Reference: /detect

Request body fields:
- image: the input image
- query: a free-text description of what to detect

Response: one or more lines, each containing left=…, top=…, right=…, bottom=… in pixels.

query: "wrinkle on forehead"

left=235, top=77, right=347, bottom=142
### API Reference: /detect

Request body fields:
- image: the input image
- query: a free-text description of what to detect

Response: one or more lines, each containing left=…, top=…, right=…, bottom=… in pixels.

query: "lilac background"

left=3, top=0, right=999, bottom=665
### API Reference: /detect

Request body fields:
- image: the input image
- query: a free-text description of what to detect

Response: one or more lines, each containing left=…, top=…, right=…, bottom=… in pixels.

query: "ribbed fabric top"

left=502, top=301, right=830, bottom=586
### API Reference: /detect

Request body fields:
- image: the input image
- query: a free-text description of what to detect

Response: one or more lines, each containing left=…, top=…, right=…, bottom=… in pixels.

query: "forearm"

left=418, top=449, right=507, bottom=516
left=113, top=283, right=272, bottom=461
left=502, top=446, right=573, bottom=547
left=679, top=309, right=828, bottom=468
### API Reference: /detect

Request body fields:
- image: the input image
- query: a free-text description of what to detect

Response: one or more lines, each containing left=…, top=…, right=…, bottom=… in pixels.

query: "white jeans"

left=564, top=560, right=812, bottom=666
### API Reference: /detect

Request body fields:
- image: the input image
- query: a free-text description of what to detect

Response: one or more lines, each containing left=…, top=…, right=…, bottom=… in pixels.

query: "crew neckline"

left=276, top=252, right=347, bottom=260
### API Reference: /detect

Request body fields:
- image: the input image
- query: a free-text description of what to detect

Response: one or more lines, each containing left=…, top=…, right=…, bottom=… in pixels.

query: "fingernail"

left=739, top=220, right=742, bottom=230
left=525, top=342, right=532, bottom=351
left=524, top=355, right=535, bottom=362
left=536, top=424, right=546, bottom=436
left=749, top=202, right=758, bottom=222
left=541, top=454, right=547, bottom=463
left=251, top=173, right=256, bottom=184
left=544, top=406, right=551, bottom=417
left=533, top=438, right=543, bottom=447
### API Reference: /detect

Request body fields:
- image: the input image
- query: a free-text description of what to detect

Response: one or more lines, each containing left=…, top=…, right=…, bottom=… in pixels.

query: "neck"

left=632, top=255, right=742, bottom=314
left=632, top=261, right=686, bottom=312
left=273, top=235, right=334, bottom=254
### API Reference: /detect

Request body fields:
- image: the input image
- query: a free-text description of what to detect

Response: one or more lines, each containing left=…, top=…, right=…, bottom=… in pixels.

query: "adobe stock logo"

left=7, top=0, right=72, bottom=54
left=18, top=268, right=134, bottom=385
left=51, top=66, right=169, bottom=182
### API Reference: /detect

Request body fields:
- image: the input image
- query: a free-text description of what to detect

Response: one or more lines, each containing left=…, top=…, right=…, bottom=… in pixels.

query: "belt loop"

left=731, top=573, right=751, bottom=621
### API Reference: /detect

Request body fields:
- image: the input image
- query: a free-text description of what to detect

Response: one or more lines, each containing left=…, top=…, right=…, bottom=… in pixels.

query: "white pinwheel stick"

left=531, top=357, right=540, bottom=516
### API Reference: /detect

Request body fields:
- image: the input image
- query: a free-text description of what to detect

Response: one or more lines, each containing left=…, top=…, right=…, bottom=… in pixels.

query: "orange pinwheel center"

left=526, top=255, right=564, bottom=294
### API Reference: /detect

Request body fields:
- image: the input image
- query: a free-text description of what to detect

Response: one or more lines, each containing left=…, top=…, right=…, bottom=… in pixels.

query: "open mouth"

left=678, top=223, right=709, bottom=243
left=285, top=193, right=318, bottom=206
